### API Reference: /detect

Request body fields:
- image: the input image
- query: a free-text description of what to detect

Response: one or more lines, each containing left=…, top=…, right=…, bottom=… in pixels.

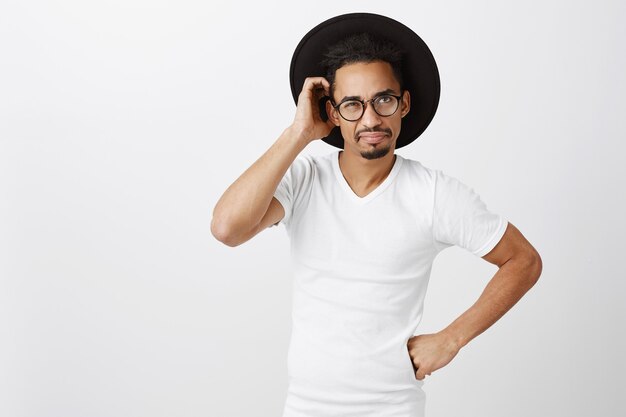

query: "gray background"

left=2, top=1, right=625, bottom=416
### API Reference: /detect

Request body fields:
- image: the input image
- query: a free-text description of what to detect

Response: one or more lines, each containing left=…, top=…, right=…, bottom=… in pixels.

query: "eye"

left=342, top=101, right=360, bottom=109
left=376, top=95, right=393, bottom=103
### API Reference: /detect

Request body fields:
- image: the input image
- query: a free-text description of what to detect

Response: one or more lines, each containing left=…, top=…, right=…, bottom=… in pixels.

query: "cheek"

left=339, top=124, right=355, bottom=138
left=393, top=117, right=403, bottom=133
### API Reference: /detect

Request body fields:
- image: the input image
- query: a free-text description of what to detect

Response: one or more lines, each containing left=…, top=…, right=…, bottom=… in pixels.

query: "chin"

left=359, top=142, right=392, bottom=160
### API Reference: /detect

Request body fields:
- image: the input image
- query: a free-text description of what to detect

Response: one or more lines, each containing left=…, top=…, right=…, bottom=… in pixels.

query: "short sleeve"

left=271, top=154, right=315, bottom=230
left=432, top=170, right=508, bottom=257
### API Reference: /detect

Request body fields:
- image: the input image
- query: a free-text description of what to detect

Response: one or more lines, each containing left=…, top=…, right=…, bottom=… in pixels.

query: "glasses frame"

left=330, top=91, right=404, bottom=122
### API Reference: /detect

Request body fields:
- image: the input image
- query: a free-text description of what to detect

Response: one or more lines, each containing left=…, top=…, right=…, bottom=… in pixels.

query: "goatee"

left=360, top=142, right=392, bottom=160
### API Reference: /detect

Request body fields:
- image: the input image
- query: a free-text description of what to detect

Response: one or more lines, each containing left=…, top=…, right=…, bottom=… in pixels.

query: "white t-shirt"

left=272, top=149, right=507, bottom=417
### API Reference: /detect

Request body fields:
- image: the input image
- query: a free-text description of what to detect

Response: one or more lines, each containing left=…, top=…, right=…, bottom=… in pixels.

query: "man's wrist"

left=439, top=327, right=466, bottom=352
left=285, top=124, right=313, bottom=146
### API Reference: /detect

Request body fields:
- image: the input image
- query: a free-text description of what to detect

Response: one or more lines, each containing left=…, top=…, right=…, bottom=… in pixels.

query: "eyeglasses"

left=331, top=92, right=403, bottom=122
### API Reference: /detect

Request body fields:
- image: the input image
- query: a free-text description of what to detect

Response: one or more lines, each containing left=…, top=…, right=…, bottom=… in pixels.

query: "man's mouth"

left=359, top=132, right=388, bottom=144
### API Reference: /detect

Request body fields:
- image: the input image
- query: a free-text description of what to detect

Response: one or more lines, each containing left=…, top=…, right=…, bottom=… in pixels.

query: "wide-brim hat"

left=289, top=12, right=440, bottom=149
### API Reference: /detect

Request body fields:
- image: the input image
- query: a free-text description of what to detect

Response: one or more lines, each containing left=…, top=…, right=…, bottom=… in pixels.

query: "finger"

left=303, top=76, right=329, bottom=86
left=413, top=361, right=421, bottom=380
left=302, top=77, right=330, bottom=94
left=415, top=367, right=433, bottom=380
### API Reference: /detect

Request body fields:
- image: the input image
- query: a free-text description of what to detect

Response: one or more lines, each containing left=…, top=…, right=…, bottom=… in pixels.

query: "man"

left=211, top=12, right=542, bottom=417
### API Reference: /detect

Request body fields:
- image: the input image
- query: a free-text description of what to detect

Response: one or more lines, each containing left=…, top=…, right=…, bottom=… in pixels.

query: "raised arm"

left=211, top=77, right=336, bottom=247
left=408, top=222, right=542, bottom=380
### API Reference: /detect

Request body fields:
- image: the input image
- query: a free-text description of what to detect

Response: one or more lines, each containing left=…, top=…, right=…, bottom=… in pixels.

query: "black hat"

left=289, top=12, right=440, bottom=149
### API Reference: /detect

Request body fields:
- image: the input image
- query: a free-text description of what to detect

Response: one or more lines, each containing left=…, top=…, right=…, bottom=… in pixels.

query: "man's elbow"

left=211, top=216, right=241, bottom=247
left=523, top=250, right=543, bottom=286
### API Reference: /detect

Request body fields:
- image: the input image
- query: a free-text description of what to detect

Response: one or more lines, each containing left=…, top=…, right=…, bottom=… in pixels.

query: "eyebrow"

left=338, top=88, right=399, bottom=103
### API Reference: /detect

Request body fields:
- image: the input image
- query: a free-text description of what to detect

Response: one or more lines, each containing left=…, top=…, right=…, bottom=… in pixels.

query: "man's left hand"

left=407, top=332, right=461, bottom=380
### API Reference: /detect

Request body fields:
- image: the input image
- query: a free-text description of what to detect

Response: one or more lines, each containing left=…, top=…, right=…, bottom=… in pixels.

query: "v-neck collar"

left=331, top=150, right=403, bottom=204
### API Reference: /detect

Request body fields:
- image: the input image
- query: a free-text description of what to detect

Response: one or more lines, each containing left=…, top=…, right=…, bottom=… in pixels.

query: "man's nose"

left=360, top=101, right=382, bottom=127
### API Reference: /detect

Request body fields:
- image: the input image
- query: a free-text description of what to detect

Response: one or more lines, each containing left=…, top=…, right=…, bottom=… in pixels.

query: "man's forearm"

left=441, top=255, right=542, bottom=349
left=211, top=126, right=309, bottom=245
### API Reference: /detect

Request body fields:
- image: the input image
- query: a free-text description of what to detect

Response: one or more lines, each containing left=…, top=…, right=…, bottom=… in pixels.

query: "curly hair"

left=319, top=32, right=405, bottom=100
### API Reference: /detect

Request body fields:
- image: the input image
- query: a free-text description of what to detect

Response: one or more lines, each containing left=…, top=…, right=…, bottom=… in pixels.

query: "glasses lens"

left=339, top=101, right=363, bottom=121
left=373, top=95, right=399, bottom=116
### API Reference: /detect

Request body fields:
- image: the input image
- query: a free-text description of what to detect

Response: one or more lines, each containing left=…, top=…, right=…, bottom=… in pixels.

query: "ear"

left=400, top=90, right=411, bottom=118
left=325, top=100, right=341, bottom=126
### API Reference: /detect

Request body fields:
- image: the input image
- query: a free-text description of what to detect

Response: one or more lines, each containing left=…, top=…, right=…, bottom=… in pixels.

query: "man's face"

left=326, top=60, right=410, bottom=160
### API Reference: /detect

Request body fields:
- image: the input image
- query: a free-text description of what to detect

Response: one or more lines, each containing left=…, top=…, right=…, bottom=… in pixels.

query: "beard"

left=359, top=141, right=392, bottom=160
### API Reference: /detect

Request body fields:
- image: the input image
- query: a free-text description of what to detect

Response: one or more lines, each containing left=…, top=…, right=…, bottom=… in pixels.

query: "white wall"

left=2, top=1, right=624, bottom=416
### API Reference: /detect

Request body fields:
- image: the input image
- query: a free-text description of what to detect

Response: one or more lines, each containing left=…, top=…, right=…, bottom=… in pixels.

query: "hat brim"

left=289, top=12, right=440, bottom=149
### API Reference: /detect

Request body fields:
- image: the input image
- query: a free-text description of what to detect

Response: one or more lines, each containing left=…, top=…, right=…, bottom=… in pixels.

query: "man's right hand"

left=291, top=77, right=337, bottom=144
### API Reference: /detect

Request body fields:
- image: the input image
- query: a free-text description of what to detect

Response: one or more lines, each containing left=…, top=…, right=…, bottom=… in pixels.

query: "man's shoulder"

left=397, top=154, right=438, bottom=181
left=399, top=158, right=474, bottom=193
left=292, top=150, right=335, bottom=171
left=307, top=150, right=336, bottom=163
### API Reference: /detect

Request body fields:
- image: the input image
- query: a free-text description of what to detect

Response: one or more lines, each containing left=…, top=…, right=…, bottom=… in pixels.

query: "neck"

left=338, top=149, right=397, bottom=195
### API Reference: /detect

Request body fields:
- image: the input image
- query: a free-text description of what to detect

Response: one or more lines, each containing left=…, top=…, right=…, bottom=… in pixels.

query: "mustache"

left=355, top=127, right=392, bottom=140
